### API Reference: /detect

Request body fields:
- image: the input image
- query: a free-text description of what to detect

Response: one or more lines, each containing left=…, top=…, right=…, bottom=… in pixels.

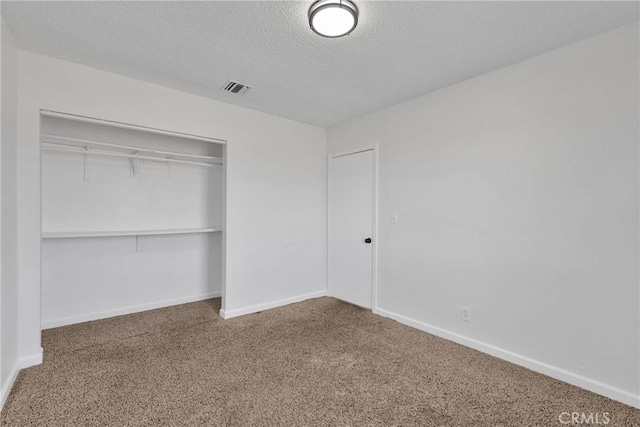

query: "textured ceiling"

left=2, top=1, right=638, bottom=128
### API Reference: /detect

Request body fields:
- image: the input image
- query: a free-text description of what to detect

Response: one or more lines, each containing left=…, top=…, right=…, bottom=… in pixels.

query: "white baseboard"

left=0, top=363, right=20, bottom=412
left=42, top=292, right=221, bottom=329
left=373, top=307, right=640, bottom=409
left=0, top=347, right=44, bottom=412
left=18, top=347, right=43, bottom=369
left=220, top=290, right=327, bottom=319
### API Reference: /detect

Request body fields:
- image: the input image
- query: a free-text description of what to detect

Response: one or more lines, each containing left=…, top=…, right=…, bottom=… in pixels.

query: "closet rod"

left=41, top=134, right=222, bottom=162
left=40, top=110, right=227, bottom=145
left=41, top=143, right=219, bottom=168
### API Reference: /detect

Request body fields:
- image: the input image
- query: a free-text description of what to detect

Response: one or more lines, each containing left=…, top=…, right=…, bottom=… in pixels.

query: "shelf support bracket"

left=130, top=152, right=140, bottom=179
left=83, top=147, right=90, bottom=182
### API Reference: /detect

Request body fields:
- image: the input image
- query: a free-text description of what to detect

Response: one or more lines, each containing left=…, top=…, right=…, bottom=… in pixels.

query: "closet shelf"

left=42, top=227, right=222, bottom=239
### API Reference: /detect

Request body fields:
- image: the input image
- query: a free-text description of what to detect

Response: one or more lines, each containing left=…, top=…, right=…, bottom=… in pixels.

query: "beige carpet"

left=2, top=297, right=638, bottom=426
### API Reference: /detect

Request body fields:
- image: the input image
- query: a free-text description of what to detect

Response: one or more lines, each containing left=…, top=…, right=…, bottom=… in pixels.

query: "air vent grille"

left=221, top=80, right=251, bottom=95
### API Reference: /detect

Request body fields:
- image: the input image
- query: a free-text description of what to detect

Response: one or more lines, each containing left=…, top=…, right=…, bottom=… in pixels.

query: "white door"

left=329, top=149, right=374, bottom=309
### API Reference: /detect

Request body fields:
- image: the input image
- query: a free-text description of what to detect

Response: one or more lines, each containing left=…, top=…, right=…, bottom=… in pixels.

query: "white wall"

left=0, top=16, right=20, bottom=410
left=0, top=15, right=19, bottom=407
left=328, top=22, right=639, bottom=407
left=41, top=234, right=222, bottom=328
left=17, top=51, right=327, bottom=362
left=41, top=116, right=223, bottom=233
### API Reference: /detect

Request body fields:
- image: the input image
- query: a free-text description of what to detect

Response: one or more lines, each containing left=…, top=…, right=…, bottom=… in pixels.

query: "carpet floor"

left=1, top=297, right=638, bottom=426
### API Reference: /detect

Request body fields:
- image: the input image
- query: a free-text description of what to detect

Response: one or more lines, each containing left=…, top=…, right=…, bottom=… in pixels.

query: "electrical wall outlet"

left=391, top=211, right=398, bottom=224
left=460, top=307, right=471, bottom=322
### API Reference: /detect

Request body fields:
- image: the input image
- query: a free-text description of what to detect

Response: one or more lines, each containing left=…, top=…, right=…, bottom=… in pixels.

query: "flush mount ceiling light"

left=309, top=0, right=358, bottom=38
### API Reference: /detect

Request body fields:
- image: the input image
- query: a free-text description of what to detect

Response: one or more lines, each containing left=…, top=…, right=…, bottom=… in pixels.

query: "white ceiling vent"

left=221, top=80, right=251, bottom=95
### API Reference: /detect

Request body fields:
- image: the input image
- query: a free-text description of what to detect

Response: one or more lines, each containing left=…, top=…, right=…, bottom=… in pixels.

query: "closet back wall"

left=40, top=116, right=223, bottom=328
left=16, top=51, right=326, bottom=361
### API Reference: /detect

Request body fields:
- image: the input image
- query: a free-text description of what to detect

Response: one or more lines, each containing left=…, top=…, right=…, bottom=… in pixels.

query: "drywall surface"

left=0, top=15, right=20, bottom=409
left=16, top=51, right=326, bottom=360
left=40, top=116, right=223, bottom=233
left=41, top=234, right=222, bottom=328
left=328, top=22, right=639, bottom=405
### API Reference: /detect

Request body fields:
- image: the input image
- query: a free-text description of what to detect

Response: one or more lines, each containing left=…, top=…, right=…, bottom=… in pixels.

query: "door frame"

left=327, top=144, right=379, bottom=310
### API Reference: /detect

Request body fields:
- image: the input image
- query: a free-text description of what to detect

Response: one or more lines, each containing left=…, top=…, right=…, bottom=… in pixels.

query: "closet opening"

left=39, top=110, right=226, bottom=329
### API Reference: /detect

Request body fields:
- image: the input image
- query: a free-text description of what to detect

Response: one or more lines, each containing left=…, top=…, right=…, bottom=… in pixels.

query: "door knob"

left=364, top=238, right=372, bottom=244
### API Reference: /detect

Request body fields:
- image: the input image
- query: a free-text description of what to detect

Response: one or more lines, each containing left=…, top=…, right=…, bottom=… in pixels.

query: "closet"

left=40, top=111, right=225, bottom=328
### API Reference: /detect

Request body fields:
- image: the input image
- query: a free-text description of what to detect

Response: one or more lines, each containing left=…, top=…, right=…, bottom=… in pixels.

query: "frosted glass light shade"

left=309, top=0, right=358, bottom=38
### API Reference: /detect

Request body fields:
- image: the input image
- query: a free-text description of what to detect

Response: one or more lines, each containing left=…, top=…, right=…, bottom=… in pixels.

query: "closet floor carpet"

left=2, top=297, right=639, bottom=426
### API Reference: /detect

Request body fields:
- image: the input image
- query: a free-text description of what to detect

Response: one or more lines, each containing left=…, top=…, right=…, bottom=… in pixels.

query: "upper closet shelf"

left=41, top=134, right=223, bottom=168
left=42, top=227, right=222, bottom=239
